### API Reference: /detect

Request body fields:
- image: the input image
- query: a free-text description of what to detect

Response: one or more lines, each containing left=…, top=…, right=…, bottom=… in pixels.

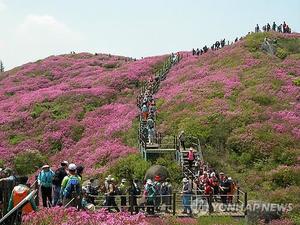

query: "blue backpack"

left=63, top=176, right=80, bottom=198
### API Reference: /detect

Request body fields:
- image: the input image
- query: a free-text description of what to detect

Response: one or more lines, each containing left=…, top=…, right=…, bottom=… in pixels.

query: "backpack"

left=161, top=183, right=169, bottom=195
left=64, top=176, right=80, bottom=198
left=134, top=186, right=141, bottom=195
left=147, top=119, right=154, bottom=129
left=52, top=172, right=60, bottom=186
left=154, top=182, right=161, bottom=195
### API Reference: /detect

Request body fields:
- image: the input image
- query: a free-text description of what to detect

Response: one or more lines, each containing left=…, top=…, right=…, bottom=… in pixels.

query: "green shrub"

left=14, top=150, right=47, bottom=175
left=70, top=125, right=85, bottom=142
left=107, top=154, right=151, bottom=181
left=0, top=159, right=5, bottom=168
left=293, top=78, right=300, bottom=86
left=272, top=148, right=297, bottom=165
left=31, top=100, right=71, bottom=120
left=9, top=134, right=25, bottom=145
left=271, top=167, right=300, bottom=188
left=103, top=63, right=119, bottom=69
left=251, top=94, right=275, bottom=106
left=276, top=47, right=288, bottom=59
left=277, top=38, right=300, bottom=54
left=245, top=32, right=269, bottom=52
left=49, top=139, right=63, bottom=153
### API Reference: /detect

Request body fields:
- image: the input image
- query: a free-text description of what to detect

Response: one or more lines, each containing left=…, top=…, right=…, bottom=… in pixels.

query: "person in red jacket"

left=204, top=182, right=214, bottom=213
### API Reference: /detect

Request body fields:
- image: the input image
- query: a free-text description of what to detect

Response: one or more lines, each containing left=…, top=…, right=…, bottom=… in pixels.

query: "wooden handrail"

left=0, top=190, right=37, bottom=224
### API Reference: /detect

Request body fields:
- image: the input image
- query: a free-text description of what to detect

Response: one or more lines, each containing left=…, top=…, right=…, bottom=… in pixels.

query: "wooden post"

left=172, top=192, right=176, bottom=216
left=130, top=192, right=134, bottom=215
left=237, top=187, right=240, bottom=204
left=244, top=192, right=248, bottom=216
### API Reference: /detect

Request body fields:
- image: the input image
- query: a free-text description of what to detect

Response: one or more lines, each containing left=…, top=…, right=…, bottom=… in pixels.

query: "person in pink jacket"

left=187, top=147, right=195, bottom=170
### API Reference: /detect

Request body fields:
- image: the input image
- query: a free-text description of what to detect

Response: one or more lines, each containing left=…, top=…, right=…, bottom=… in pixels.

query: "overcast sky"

left=0, top=0, right=300, bottom=70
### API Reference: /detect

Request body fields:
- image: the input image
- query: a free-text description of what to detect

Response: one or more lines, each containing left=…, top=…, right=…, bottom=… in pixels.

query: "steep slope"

left=155, top=32, right=300, bottom=204
left=0, top=53, right=166, bottom=175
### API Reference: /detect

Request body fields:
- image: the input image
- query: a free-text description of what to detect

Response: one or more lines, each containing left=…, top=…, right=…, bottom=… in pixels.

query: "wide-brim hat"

left=61, top=161, right=69, bottom=165
left=42, top=165, right=50, bottom=169
left=182, top=178, right=188, bottom=183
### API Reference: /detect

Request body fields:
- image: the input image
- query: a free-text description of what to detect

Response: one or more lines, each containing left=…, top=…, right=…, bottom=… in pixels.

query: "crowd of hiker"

left=1, top=162, right=237, bottom=218
left=137, top=53, right=180, bottom=145
left=192, top=37, right=241, bottom=56
left=255, top=21, right=292, bottom=33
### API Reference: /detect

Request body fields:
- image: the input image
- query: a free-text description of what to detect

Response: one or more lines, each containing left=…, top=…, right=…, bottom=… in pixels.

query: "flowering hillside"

left=0, top=53, right=166, bottom=175
left=155, top=32, right=300, bottom=204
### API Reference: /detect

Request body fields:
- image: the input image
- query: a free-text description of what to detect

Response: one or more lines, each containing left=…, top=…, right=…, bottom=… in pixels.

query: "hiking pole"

left=64, top=198, right=75, bottom=208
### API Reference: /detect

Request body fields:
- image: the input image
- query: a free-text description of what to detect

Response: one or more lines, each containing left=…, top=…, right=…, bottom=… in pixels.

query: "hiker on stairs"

left=181, top=178, right=192, bottom=215
left=161, top=178, right=172, bottom=213
left=153, top=175, right=162, bottom=212
left=145, top=179, right=156, bottom=215
left=118, top=178, right=128, bottom=212
left=141, top=104, right=149, bottom=121
left=178, top=131, right=186, bottom=150
left=219, top=173, right=230, bottom=210
left=204, top=181, right=214, bottom=213
left=187, top=148, right=195, bottom=170
left=147, top=117, right=155, bottom=145
left=209, top=172, right=219, bottom=195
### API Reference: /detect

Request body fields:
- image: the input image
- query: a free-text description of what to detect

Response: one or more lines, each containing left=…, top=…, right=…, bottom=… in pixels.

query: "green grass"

left=70, top=124, right=85, bottom=142
left=31, top=101, right=71, bottom=120
left=277, top=38, right=300, bottom=54
left=197, top=216, right=245, bottom=225
left=244, top=32, right=270, bottom=52
left=103, top=63, right=119, bottom=69
left=251, top=94, right=275, bottom=106
left=49, top=139, right=63, bottom=153
left=212, top=53, right=242, bottom=69
left=9, top=134, right=26, bottom=145
left=31, top=96, right=108, bottom=120
left=293, top=77, right=300, bottom=86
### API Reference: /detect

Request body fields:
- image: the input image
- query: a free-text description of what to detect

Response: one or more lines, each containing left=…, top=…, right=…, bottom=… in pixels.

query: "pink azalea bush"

left=0, top=52, right=166, bottom=174
left=22, top=207, right=149, bottom=225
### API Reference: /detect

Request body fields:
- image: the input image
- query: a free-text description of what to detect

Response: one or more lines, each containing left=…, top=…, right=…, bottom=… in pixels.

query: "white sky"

left=0, top=0, right=300, bottom=70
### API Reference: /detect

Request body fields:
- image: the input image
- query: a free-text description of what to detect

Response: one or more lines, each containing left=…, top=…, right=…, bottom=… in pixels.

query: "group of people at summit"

left=255, top=21, right=292, bottom=33
left=192, top=22, right=293, bottom=56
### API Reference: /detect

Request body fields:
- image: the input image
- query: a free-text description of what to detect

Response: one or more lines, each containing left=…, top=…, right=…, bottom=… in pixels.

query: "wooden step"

left=145, top=148, right=177, bottom=153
